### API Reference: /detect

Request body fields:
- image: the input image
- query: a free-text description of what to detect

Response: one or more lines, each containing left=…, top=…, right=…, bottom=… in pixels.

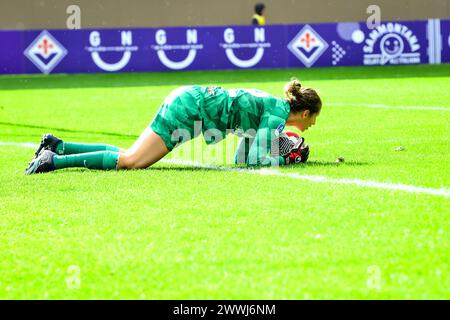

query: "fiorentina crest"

left=24, top=30, right=67, bottom=74
left=287, top=25, right=328, bottom=67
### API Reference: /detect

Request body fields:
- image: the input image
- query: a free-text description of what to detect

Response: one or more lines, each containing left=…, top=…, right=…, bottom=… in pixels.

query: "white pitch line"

left=160, top=159, right=449, bottom=197
left=0, top=142, right=40, bottom=148
left=3, top=141, right=449, bottom=197
left=327, top=102, right=450, bottom=111
left=312, top=137, right=450, bottom=146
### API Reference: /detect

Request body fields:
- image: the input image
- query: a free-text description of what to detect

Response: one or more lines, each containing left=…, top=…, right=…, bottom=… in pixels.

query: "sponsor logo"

left=275, top=123, right=285, bottom=135
left=24, top=30, right=67, bottom=74
left=220, top=27, right=270, bottom=68
left=288, top=25, right=328, bottom=68
left=152, top=29, right=203, bottom=70
left=85, top=31, right=138, bottom=72
left=331, top=41, right=346, bottom=65
left=363, top=22, right=421, bottom=65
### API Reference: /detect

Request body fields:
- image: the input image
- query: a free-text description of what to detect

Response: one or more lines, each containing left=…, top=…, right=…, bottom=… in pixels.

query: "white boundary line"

left=4, top=141, right=447, bottom=197
left=327, top=102, right=450, bottom=111
left=0, top=142, right=41, bottom=148
left=160, top=159, right=449, bottom=197
left=85, top=94, right=450, bottom=111
left=312, top=137, right=450, bottom=146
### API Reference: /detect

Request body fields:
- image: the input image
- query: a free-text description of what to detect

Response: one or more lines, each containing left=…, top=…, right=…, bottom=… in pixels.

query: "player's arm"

left=246, top=114, right=286, bottom=167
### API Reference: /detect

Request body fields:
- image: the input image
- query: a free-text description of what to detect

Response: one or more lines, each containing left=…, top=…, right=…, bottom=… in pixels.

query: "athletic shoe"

left=34, top=133, right=62, bottom=158
left=25, top=150, right=56, bottom=175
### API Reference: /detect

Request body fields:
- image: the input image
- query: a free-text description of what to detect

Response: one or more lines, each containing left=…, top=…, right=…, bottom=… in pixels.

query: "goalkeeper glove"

left=284, top=137, right=310, bottom=164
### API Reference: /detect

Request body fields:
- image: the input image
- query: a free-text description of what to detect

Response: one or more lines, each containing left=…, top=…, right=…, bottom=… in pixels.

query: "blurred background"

left=1, top=0, right=449, bottom=30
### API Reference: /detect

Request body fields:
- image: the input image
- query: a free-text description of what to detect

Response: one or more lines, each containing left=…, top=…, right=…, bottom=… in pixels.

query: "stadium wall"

left=1, top=19, right=448, bottom=75
left=0, top=0, right=449, bottom=30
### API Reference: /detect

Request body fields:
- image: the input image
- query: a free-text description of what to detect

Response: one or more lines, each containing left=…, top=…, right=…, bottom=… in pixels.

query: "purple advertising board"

left=0, top=19, right=448, bottom=75
left=440, top=19, right=450, bottom=64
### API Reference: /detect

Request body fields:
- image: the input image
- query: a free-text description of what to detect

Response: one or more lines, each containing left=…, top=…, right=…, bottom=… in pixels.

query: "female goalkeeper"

left=26, top=79, right=321, bottom=174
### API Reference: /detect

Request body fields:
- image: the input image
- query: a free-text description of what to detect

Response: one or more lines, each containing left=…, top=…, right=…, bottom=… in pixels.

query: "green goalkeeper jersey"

left=150, top=85, right=290, bottom=166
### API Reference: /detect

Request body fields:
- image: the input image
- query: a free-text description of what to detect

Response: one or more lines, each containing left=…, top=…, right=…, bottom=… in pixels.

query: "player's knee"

left=118, top=153, right=146, bottom=169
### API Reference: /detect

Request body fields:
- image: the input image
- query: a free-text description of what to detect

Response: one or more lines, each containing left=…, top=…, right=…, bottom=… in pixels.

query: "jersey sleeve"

left=246, top=112, right=286, bottom=166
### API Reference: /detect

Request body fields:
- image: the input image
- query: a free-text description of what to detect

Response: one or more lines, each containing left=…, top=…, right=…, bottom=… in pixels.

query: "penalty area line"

left=4, top=141, right=449, bottom=197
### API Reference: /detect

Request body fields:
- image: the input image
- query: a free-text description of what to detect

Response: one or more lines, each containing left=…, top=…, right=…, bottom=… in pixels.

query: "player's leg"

left=118, top=127, right=170, bottom=169
left=117, top=89, right=197, bottom=169
left=34, top=133, right=124, bottom=158
left=56, top=141, right=123, bottom=155
left=25, top=128, right=169, bottom=174
left=27, top=86, right=190, bottom=174
left=26, top=149, right=120, bottom=175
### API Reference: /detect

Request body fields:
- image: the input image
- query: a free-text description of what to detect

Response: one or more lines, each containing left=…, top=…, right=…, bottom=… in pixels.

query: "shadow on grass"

left=150, top=166, right=229, bottom=172
left=305, top=160, right=371, bottom=167
left=1, top=64, right=448, bottom=90
left=149, top=159, right=371, bottom=171
left=23, top=159, right=371, bottom=178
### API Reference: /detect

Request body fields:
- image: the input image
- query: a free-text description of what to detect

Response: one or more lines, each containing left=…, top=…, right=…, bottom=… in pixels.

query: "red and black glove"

left=284, top=137, right=310, bottom=164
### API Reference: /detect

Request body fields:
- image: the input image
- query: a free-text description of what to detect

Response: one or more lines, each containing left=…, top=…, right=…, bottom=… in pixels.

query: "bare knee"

left=118, top=153, right=148, bottom=169
left=117, top=131, right=169, bottom=169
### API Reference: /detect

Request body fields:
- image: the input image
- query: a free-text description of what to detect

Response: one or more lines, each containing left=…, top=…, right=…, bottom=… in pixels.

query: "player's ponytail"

left=284, top=79, right=322, bottom=114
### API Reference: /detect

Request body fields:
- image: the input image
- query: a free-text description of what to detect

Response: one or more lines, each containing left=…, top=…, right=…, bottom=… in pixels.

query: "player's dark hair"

left=284, top=79, right=322, bottom=114
left=254, top=3, right=265, bottom=15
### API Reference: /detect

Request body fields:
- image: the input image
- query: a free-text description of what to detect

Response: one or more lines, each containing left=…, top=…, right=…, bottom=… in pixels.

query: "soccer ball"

left=271, top=131, right=300, bottom=157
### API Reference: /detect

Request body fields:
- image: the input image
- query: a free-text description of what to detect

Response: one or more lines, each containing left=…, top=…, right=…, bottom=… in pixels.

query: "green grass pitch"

left=0, top=65, right=449, bottom=299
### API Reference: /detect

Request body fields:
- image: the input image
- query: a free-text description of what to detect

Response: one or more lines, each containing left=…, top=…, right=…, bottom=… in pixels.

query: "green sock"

left=55, top=142, right=120, bottom=155
left=53, top=151, right=119, bottom=170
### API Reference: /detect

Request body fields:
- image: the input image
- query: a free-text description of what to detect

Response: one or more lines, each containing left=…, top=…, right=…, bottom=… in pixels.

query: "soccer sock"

left=53, top=151, right=119, bottom=170
left=55, top=142, right=120, bottom=155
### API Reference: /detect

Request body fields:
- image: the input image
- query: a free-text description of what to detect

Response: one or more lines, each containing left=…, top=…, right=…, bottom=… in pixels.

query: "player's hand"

left=284, top=137, right=309, bottom=164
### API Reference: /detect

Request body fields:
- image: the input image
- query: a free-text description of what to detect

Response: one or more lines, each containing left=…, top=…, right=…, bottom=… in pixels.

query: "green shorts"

left=150, top=86, right=203, bottom=151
